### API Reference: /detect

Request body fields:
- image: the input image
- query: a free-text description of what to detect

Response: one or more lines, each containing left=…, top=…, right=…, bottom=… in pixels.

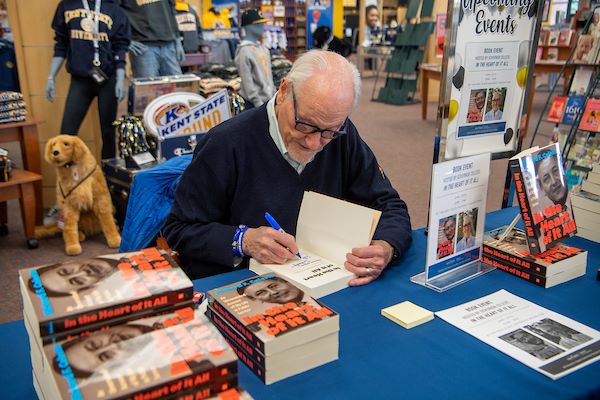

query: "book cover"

left=207, top=306, right=338, bottom=385
left=578, top=99, right=600, bottom=132
left=547, top=96, right=568, bottom=123
left=19, top=247, right=194, bottom=338
left=561, top=96, right=585, bottom=126
left=42, top=312, right=238, bottom=400
left=558, top=29, right=573, bottom=46
left=510, top=143, right=577, bottom=254
left=568, top=69, right=592, bottom=96
left=206, top=274, right=339, bottom=356
left=573, top=34, right=595, bottom=63
left=482, top=255, right=585, bottom=288
left=548, top=31, right=560, bottom=46
left=482, top=226, right=587, bottom=276
left=546, top=47, right=559, bottom=61
left=249, top=191, right=381, bottom=298
left=538, top=29, right=549, bottom=46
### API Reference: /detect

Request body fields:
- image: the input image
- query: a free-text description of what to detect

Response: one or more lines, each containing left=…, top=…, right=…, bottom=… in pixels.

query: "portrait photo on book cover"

left=436, top=214, right=457, bottom=260
left=533, top=148, right=570, bottom=211
left=466, top=89, right=487, bottom=123
left=500, top=328, right=565, bottom=361
left=483, top=88, right=507, bottom=122
left=456, top=208, right=478, bottom=253
left=573, top=35, right=594, bottom=63
left=524, top=318, right=592, bottom=350
left=49, top=316, right=222, bottom=387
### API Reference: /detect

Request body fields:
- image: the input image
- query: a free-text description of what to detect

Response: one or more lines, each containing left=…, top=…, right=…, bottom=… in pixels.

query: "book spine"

left=41, top=302, right=195, bottom=345
left=206, top=306, right=267, bottom=369
left=482, top=244, right=548, bottom=275
left=164, top=382, right=240, bottom=400
left=510, top=159, right=541, bottom=254
left=206, top=294, right=265, bottom=353
left=40, top=287, right=193, bottom=337
left=482, top=255, right=547, bottom=287
left=117, top=368, right=238, bottom=400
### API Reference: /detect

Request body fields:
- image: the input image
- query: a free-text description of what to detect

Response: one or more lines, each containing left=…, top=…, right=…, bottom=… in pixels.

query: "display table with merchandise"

left=1, top=207, right=599, bottom=399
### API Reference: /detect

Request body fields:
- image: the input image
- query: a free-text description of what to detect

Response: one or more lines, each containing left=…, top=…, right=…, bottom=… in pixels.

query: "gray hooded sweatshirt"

left=234, top=40, right=275, bottom=107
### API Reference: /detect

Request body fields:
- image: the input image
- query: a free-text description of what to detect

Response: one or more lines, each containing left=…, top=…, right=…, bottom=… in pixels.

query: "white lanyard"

left=81, top=0, right=102, bottom=66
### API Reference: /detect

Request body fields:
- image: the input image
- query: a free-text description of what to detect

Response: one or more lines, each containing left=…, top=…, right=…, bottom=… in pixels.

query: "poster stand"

left=411, top=261, right=494, bottom=292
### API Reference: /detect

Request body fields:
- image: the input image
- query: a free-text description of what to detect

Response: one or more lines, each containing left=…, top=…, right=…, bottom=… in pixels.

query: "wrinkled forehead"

left=295, top=77, right=354, bottom=121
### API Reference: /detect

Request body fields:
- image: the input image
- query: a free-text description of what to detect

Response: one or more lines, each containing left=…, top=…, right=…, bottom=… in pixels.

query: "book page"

left=250, top=249, right=355, bottom=291
left=296, top=192, right=381, bottom=266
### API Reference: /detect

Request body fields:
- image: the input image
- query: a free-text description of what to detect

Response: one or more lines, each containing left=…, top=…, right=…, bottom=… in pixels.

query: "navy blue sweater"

left=164, top=104, right=412, bottom=279
left=52, top=0, right=131, bottom=78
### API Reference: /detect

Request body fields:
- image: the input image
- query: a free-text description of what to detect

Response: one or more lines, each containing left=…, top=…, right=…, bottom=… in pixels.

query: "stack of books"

left=206, top=274, right=340, bottom=384
left=572, top=164, right=600, bottom=242
left=483, top=226, right=587, bottom=288
left=19, top=247, right=241, bottom=399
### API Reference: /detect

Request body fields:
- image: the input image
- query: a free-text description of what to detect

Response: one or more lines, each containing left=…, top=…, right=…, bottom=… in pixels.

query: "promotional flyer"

left=425, top=153, right=491, bottom=280
left=437, top=290, right=600, bottom=379
left=440, top=0, right=541, bottom=160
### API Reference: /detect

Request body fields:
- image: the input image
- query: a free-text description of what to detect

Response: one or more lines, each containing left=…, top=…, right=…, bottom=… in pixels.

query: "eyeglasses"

left=291, top=83, right=347, bottom=140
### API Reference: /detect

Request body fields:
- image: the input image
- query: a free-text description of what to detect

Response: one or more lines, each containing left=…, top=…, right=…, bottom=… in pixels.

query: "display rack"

left=375, top=0, right=434, bottom=105
left=527, top=8, right=600, bottom=184
left=239, top=0, right=306, bottom=59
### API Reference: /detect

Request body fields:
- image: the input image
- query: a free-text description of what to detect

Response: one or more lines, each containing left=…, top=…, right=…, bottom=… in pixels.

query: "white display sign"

left=437, top=290, right=600, bottom=380
left=425, top=153, right=491, bottom=280
left=440, top=0, right=541, bottom=160
left=143, top=89, right=231, bottom=138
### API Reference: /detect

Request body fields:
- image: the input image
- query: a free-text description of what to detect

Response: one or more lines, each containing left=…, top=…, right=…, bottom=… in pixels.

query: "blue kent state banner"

left=150, top=89, right=232, bottom=160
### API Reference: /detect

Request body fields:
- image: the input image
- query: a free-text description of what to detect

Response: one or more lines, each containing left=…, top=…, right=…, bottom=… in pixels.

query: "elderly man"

left=484, top=90, right=503, bottom=121
left=164, top=50, right=412, bottom=285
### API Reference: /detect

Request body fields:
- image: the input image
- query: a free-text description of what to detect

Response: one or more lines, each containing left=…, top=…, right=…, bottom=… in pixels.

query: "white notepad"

left=381, top=301, right=434, bottom=329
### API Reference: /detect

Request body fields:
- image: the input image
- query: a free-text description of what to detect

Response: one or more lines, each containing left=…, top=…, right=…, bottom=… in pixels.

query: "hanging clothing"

left=175, top=2, right=203, bottom=53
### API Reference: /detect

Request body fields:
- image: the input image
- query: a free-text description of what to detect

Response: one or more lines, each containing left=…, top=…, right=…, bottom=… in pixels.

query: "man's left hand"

left=345, top=240, right=394, bottom=286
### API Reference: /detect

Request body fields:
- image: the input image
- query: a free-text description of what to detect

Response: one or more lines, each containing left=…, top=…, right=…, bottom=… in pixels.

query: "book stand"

left=411, top=260, right=494, bottom=292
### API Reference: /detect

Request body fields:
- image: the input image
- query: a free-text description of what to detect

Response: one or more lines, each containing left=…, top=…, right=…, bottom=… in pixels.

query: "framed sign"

left=436, top=0, right=543, bottom=162
left=412, top=153, right=493, bottom=292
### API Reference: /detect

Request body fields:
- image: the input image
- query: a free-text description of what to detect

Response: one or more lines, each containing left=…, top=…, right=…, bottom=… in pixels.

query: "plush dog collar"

left=59, top=165, right=97, bottom=199
left=63, top=161, right=73, bottom=169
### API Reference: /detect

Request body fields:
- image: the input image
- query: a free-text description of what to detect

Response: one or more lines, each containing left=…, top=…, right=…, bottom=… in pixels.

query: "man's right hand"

left=46, top=78, right=55, bottom=102
left=129, top=41, right=148, bottom=56
left=242, top=227, right=299, bottom=264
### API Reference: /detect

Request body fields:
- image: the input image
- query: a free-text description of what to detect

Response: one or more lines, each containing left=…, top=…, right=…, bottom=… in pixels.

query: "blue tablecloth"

left=1, top=207, right=599, bottom=399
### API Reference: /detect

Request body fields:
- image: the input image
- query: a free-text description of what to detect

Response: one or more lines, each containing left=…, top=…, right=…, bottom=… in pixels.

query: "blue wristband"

left=232, top=225, right=248, bottom=258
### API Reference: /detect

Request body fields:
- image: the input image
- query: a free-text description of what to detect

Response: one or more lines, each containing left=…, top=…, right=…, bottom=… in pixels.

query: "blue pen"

left=264, top=212, right=302, bottom=259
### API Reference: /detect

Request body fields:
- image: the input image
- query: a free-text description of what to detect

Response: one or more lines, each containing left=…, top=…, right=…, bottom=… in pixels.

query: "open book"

left=249, top=191, right=381, bottom=298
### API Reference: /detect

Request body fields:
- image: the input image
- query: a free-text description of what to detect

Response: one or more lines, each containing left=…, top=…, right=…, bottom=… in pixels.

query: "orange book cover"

left=578, top=99, right=600, bottom=132
left=547, top=96, right=567, bottom=123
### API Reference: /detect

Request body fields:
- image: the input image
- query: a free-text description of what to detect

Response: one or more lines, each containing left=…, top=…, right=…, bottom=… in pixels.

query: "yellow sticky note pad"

left=381, top=301, right=434, bottom=329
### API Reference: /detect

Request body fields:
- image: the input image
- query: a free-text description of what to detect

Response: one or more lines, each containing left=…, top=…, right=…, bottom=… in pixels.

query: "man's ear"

left=278, top=79, right=290, bottom=103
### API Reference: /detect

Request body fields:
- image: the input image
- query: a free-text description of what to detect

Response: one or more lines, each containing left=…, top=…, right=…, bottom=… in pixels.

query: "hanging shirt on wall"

left=175, top=1, right=203, bottom=53
left=52, top=0, right=131, bottom=78
left=0, top=40, right=19, bottom=92
left=117, top=0, right=178, bottom=42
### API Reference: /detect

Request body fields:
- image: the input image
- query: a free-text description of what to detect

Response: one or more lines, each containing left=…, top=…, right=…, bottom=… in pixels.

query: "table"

left=0, top=119, right=43, bottom=225
left=1, top=207, right=599, bottom=399
left=420, top=64, right=442, bottom=120
left=419, top=61, right=574, bottom=122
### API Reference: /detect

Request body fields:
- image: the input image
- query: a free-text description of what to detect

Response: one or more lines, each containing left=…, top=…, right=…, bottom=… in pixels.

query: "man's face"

left=475, top=92, right=486, bottom=110
left=491, top=93, right=501, bottom=111
left=65, top=325, right=145, bottom=374
left=443, top=219, right=455, bottom=241
left=367, top=9, right=379, bottom=29
left=580, top=37, right=592, bottom=54
left=462, top=216, right=473, bottom=238
left=244, top=279, right=302, bottom=304
left=276, top=80, right=351, bottom=164
left=41, top=259, right=115, bottom=294
left=537, top=157, right=567, bottom=205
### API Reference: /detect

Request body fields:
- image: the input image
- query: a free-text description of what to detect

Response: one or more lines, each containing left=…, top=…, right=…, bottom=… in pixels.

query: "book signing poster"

left=426, top=153, right=490, bottom=280
left=307, top=0, right=332, bottom=49
left=442, top=0, right=540, bottom=160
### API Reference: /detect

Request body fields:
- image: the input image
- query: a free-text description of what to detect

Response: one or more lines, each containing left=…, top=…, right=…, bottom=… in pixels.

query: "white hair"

left=285, top=50, right=362, bottom=109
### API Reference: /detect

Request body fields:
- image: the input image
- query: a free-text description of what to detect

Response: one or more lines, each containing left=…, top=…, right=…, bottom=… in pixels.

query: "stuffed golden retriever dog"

left=43, top=135, right=120, bottom=255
